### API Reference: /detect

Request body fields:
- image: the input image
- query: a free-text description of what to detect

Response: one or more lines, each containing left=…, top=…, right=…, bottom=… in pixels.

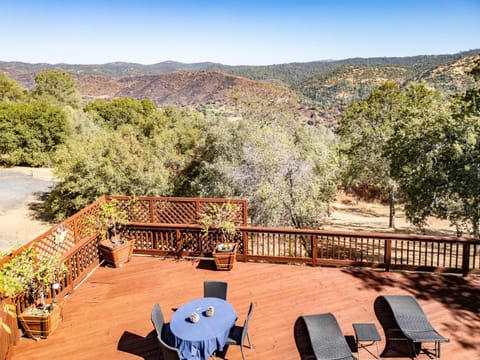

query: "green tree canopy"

left=385, top=83, right=452, bottom=230
left=339, top=81, right=404, bottom=227
left=31, top=70, right=81, bottom=109
left=0, top=101, right=70, bottom=166
left=45, top=103, right=209, bottom=220
left=191, top=96, right=339, bottom=228
left=0, top=73, right=27, bottom=102
left=84, top=97, right=158, bottom=132
left=339, top=81, right=453, bottom=229
left=46, top=126, right=172, bottom=219
left=387, top=59, right=480, bottom=236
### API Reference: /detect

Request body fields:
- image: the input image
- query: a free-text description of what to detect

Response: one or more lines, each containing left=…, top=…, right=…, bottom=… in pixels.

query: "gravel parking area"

left=0, top=167, right=57, bottom=251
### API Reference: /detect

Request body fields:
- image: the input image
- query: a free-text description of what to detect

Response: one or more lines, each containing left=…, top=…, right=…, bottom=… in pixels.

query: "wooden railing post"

left=462, top=242, right=471, bottom=277
left=196, top=200, right=200, bottom=223
left=312, top=234, right=318, bottom=267
left=242, top=230, right=249, bottom=261
left=0, top=297, right=19, bottom=359
left=243, top=200, right=248, bottom=225
left=73, top=217, right=79, bottom=244
left=385, top=239, right=391, bottom=272
left=149, top=199, right=155, bottom=223
left=176, top=229, right=182, bottom=254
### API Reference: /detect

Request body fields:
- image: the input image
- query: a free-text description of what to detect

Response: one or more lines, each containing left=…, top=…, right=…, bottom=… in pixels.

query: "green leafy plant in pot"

left=95, top=198, right=135, bottom=268
left=199, top=202, right=238, bottom=242
left=1, top=246, right=67, bottom=339
left=199, top=202, right=238, bottom=270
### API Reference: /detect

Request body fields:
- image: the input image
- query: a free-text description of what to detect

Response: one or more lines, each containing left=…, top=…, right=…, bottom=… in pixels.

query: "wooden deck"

left=11, top=256, right=480, bottom=360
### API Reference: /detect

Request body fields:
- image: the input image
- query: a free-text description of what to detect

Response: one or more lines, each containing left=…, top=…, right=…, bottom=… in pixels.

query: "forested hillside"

left=1, top=52, right=479, bottom=236
left=2, top=49, right=478, bottom=126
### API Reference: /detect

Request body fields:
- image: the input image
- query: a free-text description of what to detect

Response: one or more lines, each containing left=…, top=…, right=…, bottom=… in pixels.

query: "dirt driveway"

left=0, top=167, right=56, bottom=251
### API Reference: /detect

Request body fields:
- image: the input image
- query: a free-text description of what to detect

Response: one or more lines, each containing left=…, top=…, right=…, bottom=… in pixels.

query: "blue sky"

left=1, top=0, right=479, bottom=65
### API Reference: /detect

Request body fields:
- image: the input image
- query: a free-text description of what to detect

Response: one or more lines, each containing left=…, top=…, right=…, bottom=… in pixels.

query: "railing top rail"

left=128, top=222, right=476, bottom=244
left=238, top=225, right=475, bottom=242
left=108, top=195, right=248, bottom=205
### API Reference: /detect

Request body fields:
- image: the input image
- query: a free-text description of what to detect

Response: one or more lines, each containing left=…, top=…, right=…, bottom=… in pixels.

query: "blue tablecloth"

left=170, top=297, right=237, bottom=360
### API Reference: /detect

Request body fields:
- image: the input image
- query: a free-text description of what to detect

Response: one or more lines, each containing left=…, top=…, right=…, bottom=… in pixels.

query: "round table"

left=170, top=297, right=237, bottom=360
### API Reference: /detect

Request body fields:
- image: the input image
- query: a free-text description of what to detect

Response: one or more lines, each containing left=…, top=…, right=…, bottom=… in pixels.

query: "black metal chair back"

left=225, top=302, right=255, bottom=360
left=151, top=303, right=165, bottom=338
left=241, top=302, right=254, bottom=348
left=158, top=335, right=181, bottom=360
left=204, top=280, right=228, bottom=300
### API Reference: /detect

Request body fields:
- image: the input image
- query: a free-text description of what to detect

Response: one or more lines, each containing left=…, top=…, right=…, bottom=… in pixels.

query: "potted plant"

left=95, top=198, right=135, bottom=268
left=1, top=246, right=67, bottom=339
left=199, top=202, right=238, bottom=270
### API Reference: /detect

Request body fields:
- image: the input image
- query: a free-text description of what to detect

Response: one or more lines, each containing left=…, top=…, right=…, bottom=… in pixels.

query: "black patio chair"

left=302, top=312, right=357, bottom=360
left=157, top=335, right=181, bottom=360
left=203, top=280, right=228, bottom=300
left=375, top=295, right=449, bottom=360
left=225, top=302, right=254, bottom=360
left=151, top=303, right=180, bottom=359
left=151, top=303, right=165, bottom=337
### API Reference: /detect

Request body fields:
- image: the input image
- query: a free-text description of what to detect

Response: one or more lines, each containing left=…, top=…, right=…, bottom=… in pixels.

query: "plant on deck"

left=93, top=198, right=131, bottom=247
left=0, top=247, right=66, bottom=315
left=199, top=202, right=238, bottom=244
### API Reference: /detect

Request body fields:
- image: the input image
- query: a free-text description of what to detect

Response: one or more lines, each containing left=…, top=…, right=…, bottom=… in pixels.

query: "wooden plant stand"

left=213, top=243, right=237, bottom=271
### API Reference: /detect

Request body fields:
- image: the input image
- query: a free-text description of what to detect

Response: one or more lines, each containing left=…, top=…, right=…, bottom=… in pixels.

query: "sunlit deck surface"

left=12, top=256, right=480, bottom=360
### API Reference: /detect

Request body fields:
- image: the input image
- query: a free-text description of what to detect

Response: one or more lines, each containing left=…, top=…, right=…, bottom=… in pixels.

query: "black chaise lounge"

left=301, top=313, right=357, bottom=360
left=374, top=295, right=449, bottom=359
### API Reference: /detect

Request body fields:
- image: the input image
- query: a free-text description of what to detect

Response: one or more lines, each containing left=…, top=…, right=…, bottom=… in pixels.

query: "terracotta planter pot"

left=18, top=303, right=63, bottom=339
left=99, top=238, right=135, bottom=268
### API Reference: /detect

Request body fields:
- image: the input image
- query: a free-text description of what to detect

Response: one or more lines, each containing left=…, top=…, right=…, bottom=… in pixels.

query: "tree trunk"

left=472, top=211, right=479, bottom=239
left=389, top=190, right=395, bottom=229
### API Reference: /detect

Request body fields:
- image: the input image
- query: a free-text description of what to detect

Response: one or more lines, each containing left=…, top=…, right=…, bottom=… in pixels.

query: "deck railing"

left=0, top=195, right=478, bottom=307
left=0, top=195, right=478, bottom=302
left=124, top=223, right=479, bottom=276
left=0, top=196, right=248, bottom=312
left=0, top=298, right=17, bottom=360
left=0, top=195, right=479, bottom=355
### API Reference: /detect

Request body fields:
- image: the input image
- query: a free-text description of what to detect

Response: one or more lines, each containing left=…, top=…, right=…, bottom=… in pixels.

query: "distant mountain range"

left=1, top=49, right=479, bottom=125
left=2, top=49, right=479, bottom=84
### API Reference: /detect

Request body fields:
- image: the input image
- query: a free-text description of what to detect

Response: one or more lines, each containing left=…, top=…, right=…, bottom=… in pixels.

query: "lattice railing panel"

left=129, top=199, right=151, bottom=223
left=109, top=196, right=248, bottom=225
left=198, top=201, right=246, bottom=226
left=180, top=230, right=205, bottom=255
left=155, top=201, right=197, bottom=224
left=67, top=237, right=100, bottom=283
left=74, top=202, right=103, bottom=240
